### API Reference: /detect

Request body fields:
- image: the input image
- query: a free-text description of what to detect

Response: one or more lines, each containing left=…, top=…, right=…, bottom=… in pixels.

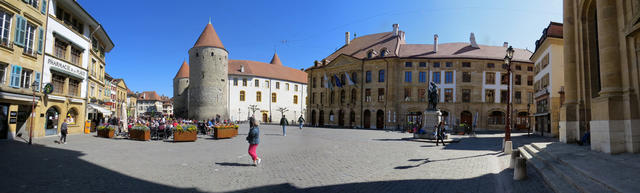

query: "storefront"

left=42, top=56, right=88, bottom=135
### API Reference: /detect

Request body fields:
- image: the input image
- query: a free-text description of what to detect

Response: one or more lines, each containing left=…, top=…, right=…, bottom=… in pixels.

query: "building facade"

left=530, top=22, right=564, bottom=137
left=85, top=10, right=113, bottom=130
left=306, top=25, right=534, bottom=130
left=561, top=0, right=640, bottom=154
left=173, top=22, right=307, bottom=122
left=136, top=91, right=163, bottom=117
left=0, top=0, right=48, bottom=139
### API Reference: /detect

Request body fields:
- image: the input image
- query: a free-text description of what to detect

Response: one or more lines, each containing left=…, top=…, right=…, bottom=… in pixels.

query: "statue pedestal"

left=414, top=110, right=442, bottom=139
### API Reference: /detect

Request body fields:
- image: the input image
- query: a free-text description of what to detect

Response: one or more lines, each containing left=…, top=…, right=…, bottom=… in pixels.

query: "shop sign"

left=47, top=57, right=86, bottom=79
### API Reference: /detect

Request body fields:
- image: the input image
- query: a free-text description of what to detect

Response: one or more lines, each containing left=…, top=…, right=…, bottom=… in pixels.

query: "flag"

left=323, top=73, right=329, bottom=88
left=345, top=72, right=355, bottom=85
left=334, top=74, right=343, bottom=88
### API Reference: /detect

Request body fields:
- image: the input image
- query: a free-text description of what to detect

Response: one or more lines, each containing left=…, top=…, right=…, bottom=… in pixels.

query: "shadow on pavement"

left=215, top=162, right=255, bottom=167
left=395, top=152, right=501, bottom=170
left=0, top=140, right=203, bottom=193
left=223, top=172, right=506, bottom=193
left=443, top=134, right=557, bottom=151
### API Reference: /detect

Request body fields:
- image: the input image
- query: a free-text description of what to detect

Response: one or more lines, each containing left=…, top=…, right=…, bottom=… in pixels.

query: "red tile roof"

left=532, top=22, right=563, bottom=56
left=229, top=60, right=307, bottom=84
left=270, top=52, right=282, bottom=66
left=193, top=23, right=225, bottom=49
left=323, top=31, right=404, bottom=62
left=174, top=61, right=189, bottom=79
left=398, top=43, right=532, bottom=63
left=138, top=91, right=161, bottom=101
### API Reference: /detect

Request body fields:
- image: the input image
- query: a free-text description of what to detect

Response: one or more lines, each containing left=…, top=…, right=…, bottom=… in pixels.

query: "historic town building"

left=173, top=22, right=307, bottom=122
left=531, top=22, right=564, bottom=137
left=85, top=17, right=113, bottom=131
left=0, top=0, right=48, bottom=139
left=561, top=0, right=640, bottom=154
left=137, top=91, right=164, bottom=117
left=306, top=24, right=534, bottom=130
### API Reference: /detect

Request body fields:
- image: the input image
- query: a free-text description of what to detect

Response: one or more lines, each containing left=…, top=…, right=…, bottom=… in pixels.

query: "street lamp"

left=527, top=103, right=531, bottom=137
left=504, top=46, right=514, bottom=142
left=29, top=81, right=39, bottom=145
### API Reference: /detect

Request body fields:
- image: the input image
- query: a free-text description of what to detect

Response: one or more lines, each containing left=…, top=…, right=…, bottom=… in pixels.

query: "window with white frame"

left=28, top=0, right=39, bottom=9
left=20, top=69, right=32, bottom=89
left=0, top=10, right=11, bottom=46
left=24, top=22, right=36, bottom=55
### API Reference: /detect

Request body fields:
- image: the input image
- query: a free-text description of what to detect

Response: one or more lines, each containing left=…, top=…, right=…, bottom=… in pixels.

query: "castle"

left=174, top=22, right=307, bottom=122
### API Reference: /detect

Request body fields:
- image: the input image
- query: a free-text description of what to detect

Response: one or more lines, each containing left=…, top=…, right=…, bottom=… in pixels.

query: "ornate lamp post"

left=504, top=46, right=515, bottom=142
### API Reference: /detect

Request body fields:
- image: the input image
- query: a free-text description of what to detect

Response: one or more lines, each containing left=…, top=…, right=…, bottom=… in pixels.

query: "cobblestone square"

left=0, top=125, right=552, bottom=193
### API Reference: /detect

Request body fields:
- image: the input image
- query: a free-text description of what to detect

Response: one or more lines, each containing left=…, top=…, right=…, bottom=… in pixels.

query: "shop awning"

left=88, top=104, right=112, bottom=116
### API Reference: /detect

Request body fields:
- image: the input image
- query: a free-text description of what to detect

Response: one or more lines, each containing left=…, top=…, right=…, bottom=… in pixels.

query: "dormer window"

left=367, top=51, right=373, bottom=59
left=380, top=48, right=387, bottom=57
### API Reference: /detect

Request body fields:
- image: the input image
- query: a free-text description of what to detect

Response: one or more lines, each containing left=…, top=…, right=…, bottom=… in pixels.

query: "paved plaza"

left=0, top=125, right=554, bottom=193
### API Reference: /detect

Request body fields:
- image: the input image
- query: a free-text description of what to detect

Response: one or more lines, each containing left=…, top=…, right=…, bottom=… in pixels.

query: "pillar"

left=590, top=0, right=625, bottom=154
left=559, top=0, right=579, bottom=143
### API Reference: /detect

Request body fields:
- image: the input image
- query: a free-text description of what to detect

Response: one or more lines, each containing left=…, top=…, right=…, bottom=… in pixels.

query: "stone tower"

left=188, top=21, right=229, bottom=120
left=173, top=60, right=189, bottom=118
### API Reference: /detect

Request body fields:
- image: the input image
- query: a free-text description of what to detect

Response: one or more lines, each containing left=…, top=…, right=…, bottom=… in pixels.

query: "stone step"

left=535, top=150, right=615, bottom=193
left=518, top=146, right=532, bottom=160
left=524, top=144, right=539, bottom=156
left=527, top=156, right=581, bottom=193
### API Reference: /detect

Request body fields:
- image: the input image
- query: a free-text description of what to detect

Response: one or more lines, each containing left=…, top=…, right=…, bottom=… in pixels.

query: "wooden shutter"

left=13, top=16, right=26, bottom=47
left=10, top=65, right=21, bottom=88
left=34, top=71, right=41, bottom=91
left=41, top=0, right=47, bottom=14
left=37, top=27, right=43, bottom=54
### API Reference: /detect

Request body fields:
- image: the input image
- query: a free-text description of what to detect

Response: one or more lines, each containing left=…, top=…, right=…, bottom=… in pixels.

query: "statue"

left=427, top=81, right=439, bottom=111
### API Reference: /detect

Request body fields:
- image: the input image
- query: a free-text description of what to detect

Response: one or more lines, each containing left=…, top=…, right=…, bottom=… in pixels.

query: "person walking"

left=247, top=116, right=261, bottom=166
left=298, top=115, right=305, bottom=130
left=280, top=115, right=289, bottom=136
left=59, top=118, right=69, bottom=144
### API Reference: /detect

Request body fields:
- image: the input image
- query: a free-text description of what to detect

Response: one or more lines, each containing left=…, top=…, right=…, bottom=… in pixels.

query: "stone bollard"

left=510, top=149, right=521, bottom=169
left=514, top=157, right=527, bottom=180
left=504, top=140, right=513, bottom=154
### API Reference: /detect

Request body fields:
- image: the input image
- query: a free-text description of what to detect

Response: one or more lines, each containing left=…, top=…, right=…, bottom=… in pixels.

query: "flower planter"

left=129, top=129, right=150, bottom=141
left=174, top=131, right=197, bottom=142
left=97, top=129, right=114, bottom=138
left=214, top=128, right=237, bottom=139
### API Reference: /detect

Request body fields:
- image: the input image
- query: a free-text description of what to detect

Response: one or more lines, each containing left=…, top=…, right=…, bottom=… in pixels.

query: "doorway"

left=0, top=104, right=7, bottom=139
left=338, top=110, right=344, bottom=127
left=45, top=107, right=59, bottom=136
left=376, top=110, right=384, bottom=129
left=311, top=110, right=316, bottom=126
left=262, top=113, right=268, bottom=123
left=363, top=110, right=371, bottom=129
left=319, top=110, right=324, bottom=126
left=461, top=111, right=472, bottom=125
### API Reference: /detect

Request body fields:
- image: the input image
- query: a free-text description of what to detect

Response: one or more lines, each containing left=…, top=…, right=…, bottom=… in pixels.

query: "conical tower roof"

left=174, top=60, right=189, bottom=79
left=193, top=22, right=225, bottom=49
left=270, top=52, right=282, bottom=66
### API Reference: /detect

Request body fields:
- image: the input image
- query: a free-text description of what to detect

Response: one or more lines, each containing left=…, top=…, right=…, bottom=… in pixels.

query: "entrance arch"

left=262, top=113, right=268, bottom=123
left=363, top=110, right=371, bottom=129
left=349, top=110, right=355, bottom=127
left=311, top=110, right=317, bottom=126
left=45, top=107, right=60, bottom=136
left=461, top=111, right=473, bottom=125
left=319, top=110, right=325, bottom=126
left=376, top=110, right=384, bottom=129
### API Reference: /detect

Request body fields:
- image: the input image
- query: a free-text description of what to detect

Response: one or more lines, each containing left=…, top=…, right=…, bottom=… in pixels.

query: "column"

left=560, top=0, right=579, bottom=143
left=591, top=0, right=625, bottom=153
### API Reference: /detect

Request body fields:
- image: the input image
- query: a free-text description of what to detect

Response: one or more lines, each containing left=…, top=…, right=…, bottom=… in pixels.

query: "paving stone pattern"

left=0, top=125, right=552, bottom=193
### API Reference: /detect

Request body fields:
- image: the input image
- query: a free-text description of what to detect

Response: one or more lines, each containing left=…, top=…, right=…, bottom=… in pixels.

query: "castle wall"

left=188, top=47, right=229, bottom=120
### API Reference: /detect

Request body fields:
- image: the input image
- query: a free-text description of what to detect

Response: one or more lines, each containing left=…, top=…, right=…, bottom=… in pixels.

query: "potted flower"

left=97, top=125, right=115, bottom=138
left=174, top=124, right=197, bottom=142
left=129, top=125, right=150, bottom=141
left=213, top=123, right=238, bottom=139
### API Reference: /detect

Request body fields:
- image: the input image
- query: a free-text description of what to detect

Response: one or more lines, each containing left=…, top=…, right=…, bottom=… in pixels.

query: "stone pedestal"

left=514, top=157, right=527, bottom=180
left=414, top=110, right=442, bottom=140
left=504, top=140, right=513, bottom=154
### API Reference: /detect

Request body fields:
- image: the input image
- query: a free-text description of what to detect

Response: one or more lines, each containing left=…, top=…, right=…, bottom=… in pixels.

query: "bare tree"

left=276, top=107, right=289, bottom=117
left=248, top=105, right=259, bottom=117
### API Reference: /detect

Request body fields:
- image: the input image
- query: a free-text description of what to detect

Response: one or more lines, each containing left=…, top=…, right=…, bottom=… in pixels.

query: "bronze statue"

left=427, top=82, right=439, bottom=110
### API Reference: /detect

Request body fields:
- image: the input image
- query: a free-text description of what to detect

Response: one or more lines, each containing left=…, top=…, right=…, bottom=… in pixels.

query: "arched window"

left=67, top=108, right=78, bottom=125
left=488, top=111, right=505, bottom=125
left=293, top=95, right=298, bottom=104
left=256, top=91, right=262, bottom=102
left=239, top=91, right=245, bottom=101
left=380, top=48, right=387, bottom=57
left=271, top=93, right=277, bottom=103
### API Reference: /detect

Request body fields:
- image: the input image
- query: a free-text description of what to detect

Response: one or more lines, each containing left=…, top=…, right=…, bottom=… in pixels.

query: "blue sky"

left=77, top=0, right=562, bottom=96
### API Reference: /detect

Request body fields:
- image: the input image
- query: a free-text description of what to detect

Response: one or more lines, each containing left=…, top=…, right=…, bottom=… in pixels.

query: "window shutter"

left=37, top=27, right=43, bottom=54
left=41, top=0, right=47, bottom=14
left=10, top=65, right=22, bottom=88
left=34, top=71, right=41, bottom=91
left=13, top=16, right=26, bottom=47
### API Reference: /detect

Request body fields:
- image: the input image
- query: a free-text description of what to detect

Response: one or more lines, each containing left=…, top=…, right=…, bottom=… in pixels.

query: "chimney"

left=240, top=64, right=245, bottom=72
left=314, top=60, right=319, bottom=67
left=345, top=32, right=351, bottom=45
left=470, top=33, right=479, bottom=48
left=434, top=34, right=439, bottom=53
left=392, top=24, right=399, bottom=36
left=503, top=42, right=509, bottom=48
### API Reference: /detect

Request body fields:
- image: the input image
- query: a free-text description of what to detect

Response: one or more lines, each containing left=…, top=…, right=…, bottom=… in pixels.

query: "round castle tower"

left=188, top=22, right=229, bottom=120
left=173, top=60, right=189, bottom=118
